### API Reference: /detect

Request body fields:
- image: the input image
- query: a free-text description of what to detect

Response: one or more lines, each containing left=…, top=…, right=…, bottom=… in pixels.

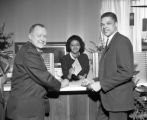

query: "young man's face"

left=101, top=16, right=117, bottom=37
left=29, top=26, right=47, bottom=49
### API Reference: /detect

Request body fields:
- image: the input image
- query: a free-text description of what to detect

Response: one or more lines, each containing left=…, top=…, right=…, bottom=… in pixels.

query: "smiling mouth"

left=72, top=49, right=79, bottom=52
left=40, top=41, right=46, bottom=44
left=104, top=29, right=109, bottom=32
left=104, top=31, right=110, bottom=34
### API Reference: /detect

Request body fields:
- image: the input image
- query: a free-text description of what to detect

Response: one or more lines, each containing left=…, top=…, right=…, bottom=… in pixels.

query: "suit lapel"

left=102, top=32, right=119, bottom=55
left=99, top=32, right=119, bottom=65
left=99, top=32, right=119, bottom=79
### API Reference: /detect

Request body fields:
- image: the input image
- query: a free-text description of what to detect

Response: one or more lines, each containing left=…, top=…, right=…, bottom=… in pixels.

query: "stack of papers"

left=60, top=83, right=86, bottom=91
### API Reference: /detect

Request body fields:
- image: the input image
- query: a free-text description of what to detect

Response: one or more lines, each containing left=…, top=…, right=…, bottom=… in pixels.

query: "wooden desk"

left=48, top=90, right=99, bottom=120
left=4, top=82, right=100, bottom=120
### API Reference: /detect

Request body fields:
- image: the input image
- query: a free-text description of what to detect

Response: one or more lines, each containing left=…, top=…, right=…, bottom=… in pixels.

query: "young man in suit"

left=83, top=12, right=135, bottom=120
left=5, top=24, right=69, bottom=120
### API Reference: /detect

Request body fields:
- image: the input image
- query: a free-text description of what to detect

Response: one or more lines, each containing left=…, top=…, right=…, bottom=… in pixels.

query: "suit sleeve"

left=61, top=56, right=69, bottom=79
left=23, top=51, right=61, bottom=91
left=79, top=54, right=90, bottom=76
left=101, top=38, right=134, bottom=92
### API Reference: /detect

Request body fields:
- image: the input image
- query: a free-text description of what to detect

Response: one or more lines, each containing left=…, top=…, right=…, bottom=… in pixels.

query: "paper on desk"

left=72, top=59, right=82, bottom=75
left=60, top=81, right=86, bottom=91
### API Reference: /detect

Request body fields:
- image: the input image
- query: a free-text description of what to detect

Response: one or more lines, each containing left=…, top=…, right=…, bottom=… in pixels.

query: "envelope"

left=72, top=59, right=82, bottom=75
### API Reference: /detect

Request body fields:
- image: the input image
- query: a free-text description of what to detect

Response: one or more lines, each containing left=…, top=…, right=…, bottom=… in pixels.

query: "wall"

left=0, top=0, right=101, bottom=50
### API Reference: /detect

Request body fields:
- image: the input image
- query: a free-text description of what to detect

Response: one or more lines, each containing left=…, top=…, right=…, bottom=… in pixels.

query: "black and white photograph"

left=0, top=0, right=147, bottom=120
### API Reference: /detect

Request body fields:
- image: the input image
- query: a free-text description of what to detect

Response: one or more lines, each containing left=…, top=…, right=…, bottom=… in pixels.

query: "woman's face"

left=70, top=40, right=81, bottom=54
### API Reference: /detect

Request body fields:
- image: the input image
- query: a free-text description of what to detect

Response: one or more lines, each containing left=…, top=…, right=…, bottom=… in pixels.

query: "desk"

left=48, top=91, right=99, bottom=120
left=4, top=82, right=100, bottom=120
left=3, top=80, right=87, bottom=92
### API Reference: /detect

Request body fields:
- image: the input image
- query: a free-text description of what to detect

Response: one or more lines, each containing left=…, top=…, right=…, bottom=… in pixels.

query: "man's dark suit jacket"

left=6, top=42, right=61, bottom=120
left=99, top=32, right=135, bottom=111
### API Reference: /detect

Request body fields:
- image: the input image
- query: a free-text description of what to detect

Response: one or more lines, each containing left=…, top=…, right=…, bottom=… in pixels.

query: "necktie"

left=105, top=37, right=109, bottom=48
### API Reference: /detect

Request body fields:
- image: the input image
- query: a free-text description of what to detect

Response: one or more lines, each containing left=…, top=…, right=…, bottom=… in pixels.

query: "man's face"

left=101, top=16, right=117, bottom=37
left=29, top=26, right=47, bottom=49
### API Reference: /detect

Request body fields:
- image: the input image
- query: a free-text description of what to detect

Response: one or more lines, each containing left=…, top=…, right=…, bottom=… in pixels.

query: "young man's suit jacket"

left=99, top=32, right=135, bottom=111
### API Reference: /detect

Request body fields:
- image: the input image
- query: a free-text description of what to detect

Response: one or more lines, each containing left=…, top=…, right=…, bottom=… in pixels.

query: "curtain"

left=131, top=0, right=147, bottom=52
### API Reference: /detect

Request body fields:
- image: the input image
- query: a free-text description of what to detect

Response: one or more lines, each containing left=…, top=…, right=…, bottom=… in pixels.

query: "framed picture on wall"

left=42, top=42, right=66, bottom=67
left=15, top=42, right=66, bottom=67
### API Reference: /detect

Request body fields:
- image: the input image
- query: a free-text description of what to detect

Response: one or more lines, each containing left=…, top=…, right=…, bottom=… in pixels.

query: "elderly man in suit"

left=5, top=24, right=69, bottom=120
left=83, top=12, right=135, bottom=120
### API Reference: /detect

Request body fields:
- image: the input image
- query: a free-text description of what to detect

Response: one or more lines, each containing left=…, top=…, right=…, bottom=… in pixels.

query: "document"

left=72, top=59, right=82, bottom=75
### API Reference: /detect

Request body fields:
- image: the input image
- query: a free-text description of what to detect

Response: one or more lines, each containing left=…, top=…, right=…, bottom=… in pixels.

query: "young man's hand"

left=88, top=81, right=101, bottom=92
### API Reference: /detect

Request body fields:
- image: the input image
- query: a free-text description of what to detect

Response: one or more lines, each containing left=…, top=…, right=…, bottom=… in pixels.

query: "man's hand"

left=88, top=81, right=101, bottom=92
left=61, top=79, right=69, bottom=88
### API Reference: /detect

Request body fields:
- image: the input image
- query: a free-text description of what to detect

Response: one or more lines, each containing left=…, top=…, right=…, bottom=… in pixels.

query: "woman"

left=61, top=35, right=90, bottom=81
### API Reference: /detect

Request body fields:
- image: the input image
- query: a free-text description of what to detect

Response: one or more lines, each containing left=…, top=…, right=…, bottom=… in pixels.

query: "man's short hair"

left=101, top=12, right=117, bottom=22
left=29, top=24, right=45, bottom=33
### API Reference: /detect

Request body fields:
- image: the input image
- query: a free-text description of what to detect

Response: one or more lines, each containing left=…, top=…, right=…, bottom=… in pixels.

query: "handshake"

left=81, top=79, right=101, bottom=92
left=59, top=78, right=101, bottom=92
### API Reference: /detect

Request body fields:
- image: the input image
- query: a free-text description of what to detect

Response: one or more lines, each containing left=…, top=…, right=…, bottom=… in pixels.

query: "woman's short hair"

left=66, top=35, right=85, bottom=53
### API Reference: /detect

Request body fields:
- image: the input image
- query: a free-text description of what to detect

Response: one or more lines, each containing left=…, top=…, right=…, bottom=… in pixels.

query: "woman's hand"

left=61, top=79, right=69, bottom=88
left=78, top=74, right=87, bottom=80
left=69, top=67, right=74, bottom=75
left=67, top=67, right=75, bottom=79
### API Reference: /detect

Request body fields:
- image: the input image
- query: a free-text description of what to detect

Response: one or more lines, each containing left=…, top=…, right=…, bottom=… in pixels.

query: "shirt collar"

left=70, top=52, right=76, bottom=60
left=69, top=52, right=80, bottom=60
left=107, top=31, right=117, bottom=45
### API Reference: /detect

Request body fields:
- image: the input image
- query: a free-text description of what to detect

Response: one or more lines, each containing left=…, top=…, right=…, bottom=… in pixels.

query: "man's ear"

left=28, top=34, right=32, bottom=40
left=115, top=22, right=118, bottom=28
